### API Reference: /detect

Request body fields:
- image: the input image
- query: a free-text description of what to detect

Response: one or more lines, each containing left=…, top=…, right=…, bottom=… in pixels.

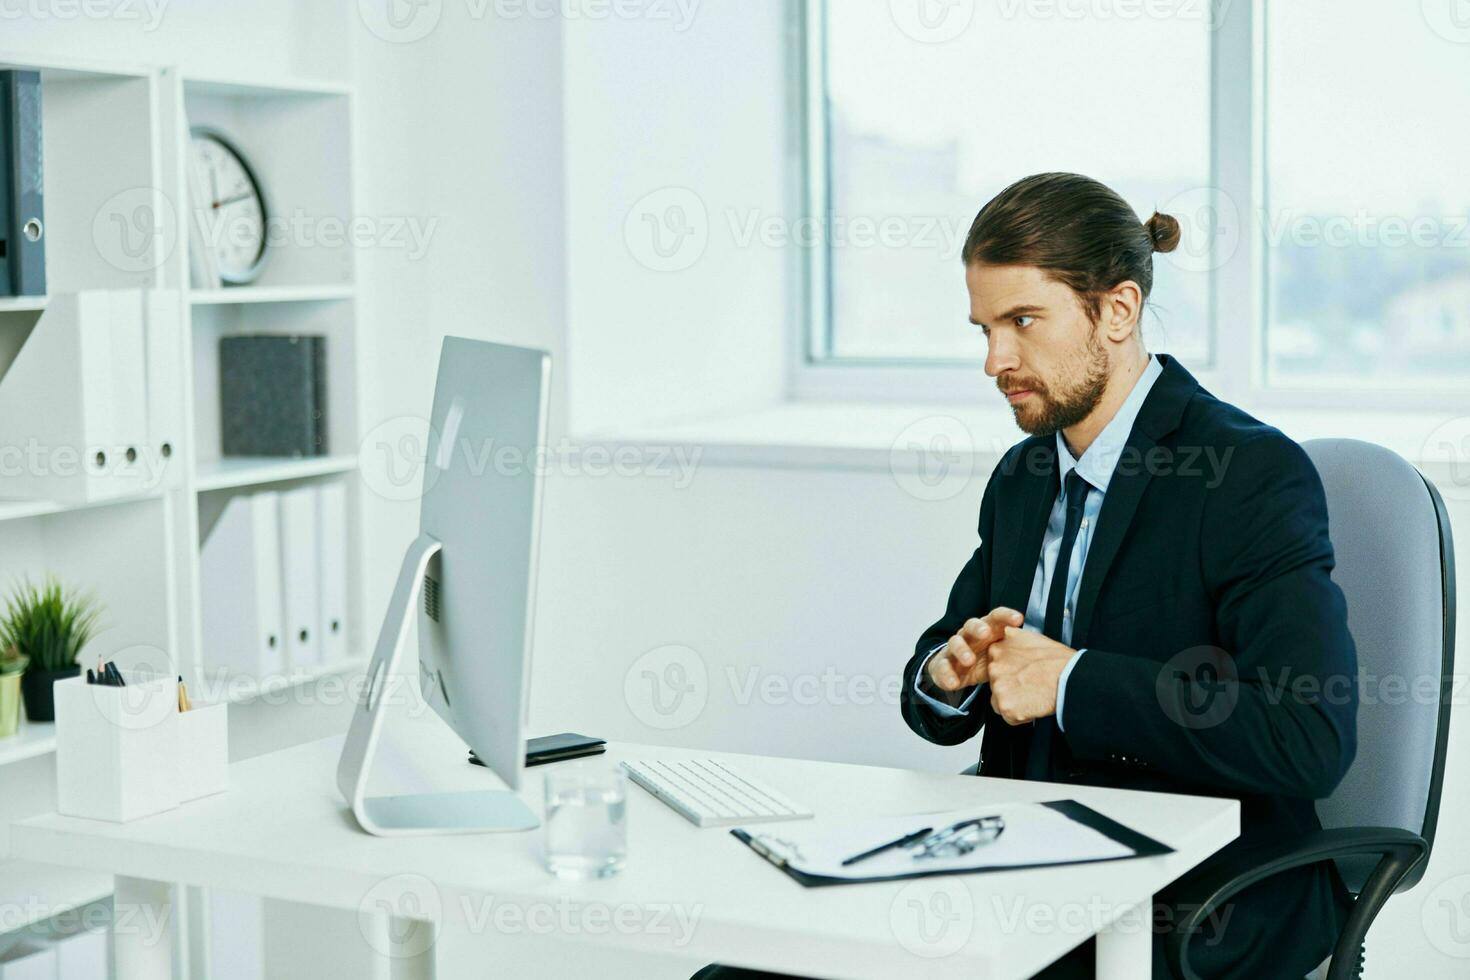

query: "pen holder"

left=54, top=674, right=181, bottom=822
left=175, top=700, right=228, bottom=802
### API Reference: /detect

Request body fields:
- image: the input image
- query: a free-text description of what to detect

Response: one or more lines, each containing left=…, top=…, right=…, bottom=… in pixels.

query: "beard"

left=1002, top=326, right=1110, bottom=437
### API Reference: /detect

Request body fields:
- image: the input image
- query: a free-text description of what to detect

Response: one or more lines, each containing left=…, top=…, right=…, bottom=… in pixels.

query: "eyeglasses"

left=912, top=815, right=1006, bottom=860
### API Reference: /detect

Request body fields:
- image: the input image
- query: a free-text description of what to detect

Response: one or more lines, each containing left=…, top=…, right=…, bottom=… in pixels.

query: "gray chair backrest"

left=1302, top=438, right=1455, bottom=892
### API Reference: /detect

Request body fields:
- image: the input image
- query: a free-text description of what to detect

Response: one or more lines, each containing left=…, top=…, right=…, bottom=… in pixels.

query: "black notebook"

left=220, top=334, right=328, bottom=457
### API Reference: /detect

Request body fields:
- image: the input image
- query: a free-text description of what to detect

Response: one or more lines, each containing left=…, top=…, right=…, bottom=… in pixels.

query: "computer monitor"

left=336, top=336, right=551, bottom=836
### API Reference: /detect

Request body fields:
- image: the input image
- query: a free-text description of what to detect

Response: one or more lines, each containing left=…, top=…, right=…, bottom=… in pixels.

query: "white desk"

left=11, top=712, right=1237, bottom=980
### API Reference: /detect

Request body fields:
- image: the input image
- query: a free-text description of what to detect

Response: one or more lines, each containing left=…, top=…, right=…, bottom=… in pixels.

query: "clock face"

left=190, top=129, right=268, bottom=284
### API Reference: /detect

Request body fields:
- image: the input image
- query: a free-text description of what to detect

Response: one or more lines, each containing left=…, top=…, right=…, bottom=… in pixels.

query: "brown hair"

left=961, top=172, right=1180, bottom=323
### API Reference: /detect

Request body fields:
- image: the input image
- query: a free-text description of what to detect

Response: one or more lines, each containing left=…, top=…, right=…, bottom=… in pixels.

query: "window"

left=811, top=1, right=1212, bottom=365
left=804, top=1, right=1470, bottom=405
left=1264, top=0, right=1470, bottom=386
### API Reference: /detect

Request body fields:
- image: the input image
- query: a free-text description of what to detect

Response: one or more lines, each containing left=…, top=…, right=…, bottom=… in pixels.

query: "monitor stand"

left=335, top=533, right=540, bottom=836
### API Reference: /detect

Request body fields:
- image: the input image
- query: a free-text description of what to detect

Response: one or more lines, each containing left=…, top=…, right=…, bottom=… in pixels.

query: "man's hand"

left=925, top=607, right=1025, bottom=696
left=988, top=626, right=1079, bottom=725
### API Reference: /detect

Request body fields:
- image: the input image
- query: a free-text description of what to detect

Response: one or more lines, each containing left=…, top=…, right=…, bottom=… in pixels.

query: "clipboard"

left=730, top=799, right=1172, bottom=888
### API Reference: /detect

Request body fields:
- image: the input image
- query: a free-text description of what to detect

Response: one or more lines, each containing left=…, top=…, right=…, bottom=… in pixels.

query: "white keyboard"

left=620, top=758, right=814, bottom=828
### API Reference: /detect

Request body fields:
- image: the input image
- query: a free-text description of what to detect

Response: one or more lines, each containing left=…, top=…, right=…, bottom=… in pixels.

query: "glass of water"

left=543, top=764, right=627, bottom=879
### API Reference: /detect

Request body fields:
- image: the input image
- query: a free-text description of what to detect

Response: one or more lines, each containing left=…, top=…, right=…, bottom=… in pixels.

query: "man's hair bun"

left=1146, top=212, right=1182, bottom=254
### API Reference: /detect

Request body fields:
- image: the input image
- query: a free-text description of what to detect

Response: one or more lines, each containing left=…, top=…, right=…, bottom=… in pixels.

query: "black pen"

left=841, top=826, right=934, bottom=867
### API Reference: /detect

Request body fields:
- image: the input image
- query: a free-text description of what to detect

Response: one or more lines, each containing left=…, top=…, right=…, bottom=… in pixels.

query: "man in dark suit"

left=694, top=173, right=1356, bottom=980
left=904, top=173, right=1357, bottom=978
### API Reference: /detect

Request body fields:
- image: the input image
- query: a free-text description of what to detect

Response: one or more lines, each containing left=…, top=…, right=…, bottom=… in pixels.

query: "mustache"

left=997, top=377, right=1047, bottom=396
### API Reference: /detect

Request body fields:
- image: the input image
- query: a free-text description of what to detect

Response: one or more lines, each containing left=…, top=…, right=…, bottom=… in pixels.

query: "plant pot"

left=0, top=673, right=20, bottom=737
left=20, top=666, right=80, bottom=723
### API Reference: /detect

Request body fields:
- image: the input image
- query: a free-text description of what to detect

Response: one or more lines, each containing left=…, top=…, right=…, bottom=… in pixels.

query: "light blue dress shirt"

left=915, top=355, right=1164, bottom=731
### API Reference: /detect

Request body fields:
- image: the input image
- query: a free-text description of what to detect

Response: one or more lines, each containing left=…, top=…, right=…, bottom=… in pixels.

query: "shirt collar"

left=1055, top=354, right=1164, bottom=493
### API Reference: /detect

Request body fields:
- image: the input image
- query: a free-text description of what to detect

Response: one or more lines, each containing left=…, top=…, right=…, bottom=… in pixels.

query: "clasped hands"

left=925, top=607, right=1078, bottom=725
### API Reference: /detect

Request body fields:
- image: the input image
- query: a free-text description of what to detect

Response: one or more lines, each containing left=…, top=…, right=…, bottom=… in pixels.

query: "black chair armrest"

left=1165, top=826, right=1427, bottom=980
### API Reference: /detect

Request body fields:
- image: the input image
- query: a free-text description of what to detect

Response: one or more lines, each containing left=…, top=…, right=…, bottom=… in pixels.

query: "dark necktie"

left=1024, top=469, right=1091, bottom=781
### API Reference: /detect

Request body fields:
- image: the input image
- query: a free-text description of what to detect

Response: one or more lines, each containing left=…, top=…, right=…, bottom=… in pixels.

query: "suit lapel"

left=1070, top=354, right=1200, bottom=644
left=1069, top=427, right=1156, bottom=644
left=998, top=439, right=1058, bottom=612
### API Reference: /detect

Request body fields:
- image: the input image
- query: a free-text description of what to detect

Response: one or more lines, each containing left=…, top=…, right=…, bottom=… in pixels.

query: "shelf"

left=183, top=73, right=354, bottom=99
left=194, top=455, right=357, bottom=492
left=0, top=295, right=47, bottom=313
left=213, top=656, right=367, bottom=705
left=0, top=489, right=165, bottom=526
left=0, top=859, right=113, bottom=932
left=0, top=721, right=57, bottom=767
left=190, top=284, right=354, bottom=306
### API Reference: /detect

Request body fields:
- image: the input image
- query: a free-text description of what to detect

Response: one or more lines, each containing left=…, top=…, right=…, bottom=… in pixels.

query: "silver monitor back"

left=336, top=336, right=550, bottom=836
left=417, top=337, right=551, bottom=790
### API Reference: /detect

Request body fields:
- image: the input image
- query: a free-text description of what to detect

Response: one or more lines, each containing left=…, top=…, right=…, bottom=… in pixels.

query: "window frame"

left=793, top=0, right=1469, bottom=413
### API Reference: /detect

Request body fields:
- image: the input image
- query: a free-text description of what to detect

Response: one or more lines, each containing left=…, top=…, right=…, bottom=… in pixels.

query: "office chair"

left=1164, top=439, right=1457, bottom=979
left=956, top=439, right=1455, bottom=980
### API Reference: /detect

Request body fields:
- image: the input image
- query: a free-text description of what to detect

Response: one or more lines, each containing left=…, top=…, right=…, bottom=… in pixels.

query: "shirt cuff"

left=1055, top=649, right=1086, bottom=732
left=912, top=643, right=981, bottom=717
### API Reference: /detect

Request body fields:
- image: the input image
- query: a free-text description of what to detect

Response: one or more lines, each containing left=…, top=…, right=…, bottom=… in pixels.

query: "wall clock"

left=190, top=127, right=269, bottom=285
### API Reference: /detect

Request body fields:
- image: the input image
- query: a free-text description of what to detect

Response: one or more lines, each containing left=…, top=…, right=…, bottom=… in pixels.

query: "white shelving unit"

left=0, top=52, right=369, bottom=942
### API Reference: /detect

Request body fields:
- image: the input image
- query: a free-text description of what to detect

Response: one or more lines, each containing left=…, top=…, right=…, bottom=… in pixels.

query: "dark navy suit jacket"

left=901, top=355, right=1357, bottom=979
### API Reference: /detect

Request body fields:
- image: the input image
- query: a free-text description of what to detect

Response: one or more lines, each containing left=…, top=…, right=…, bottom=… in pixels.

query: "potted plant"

left=3, top=577, right=102, bottom=724
left=0, top=644, right=25, bottom=737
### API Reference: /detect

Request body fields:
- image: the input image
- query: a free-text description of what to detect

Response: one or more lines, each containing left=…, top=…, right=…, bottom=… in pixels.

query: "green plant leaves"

left=0, top=576, right=102, bottom=674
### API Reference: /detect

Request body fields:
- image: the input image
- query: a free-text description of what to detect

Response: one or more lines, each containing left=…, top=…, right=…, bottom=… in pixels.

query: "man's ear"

left=1100, top=280, right=1143, bottom=342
